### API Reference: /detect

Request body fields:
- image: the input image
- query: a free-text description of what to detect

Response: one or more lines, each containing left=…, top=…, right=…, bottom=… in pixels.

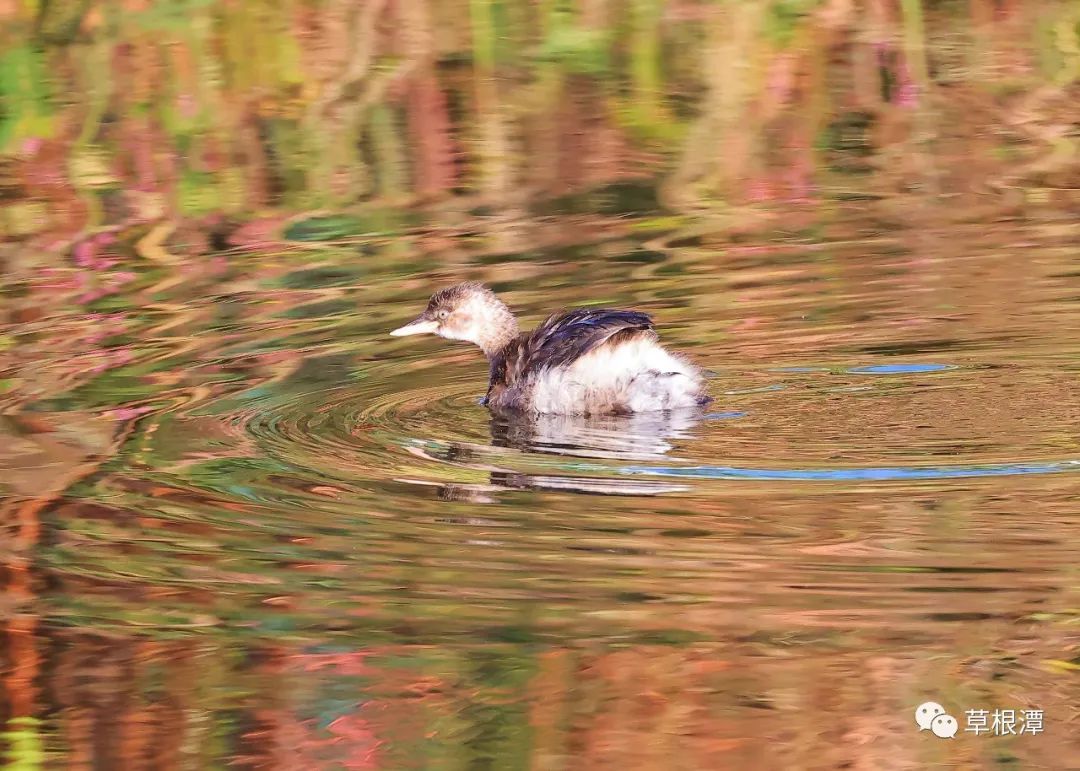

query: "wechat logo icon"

left=915, top=702, right=958, bottom=739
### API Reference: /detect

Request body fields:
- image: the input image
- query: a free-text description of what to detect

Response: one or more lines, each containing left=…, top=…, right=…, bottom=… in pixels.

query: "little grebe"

left=390, top=283, right=710, bottom=415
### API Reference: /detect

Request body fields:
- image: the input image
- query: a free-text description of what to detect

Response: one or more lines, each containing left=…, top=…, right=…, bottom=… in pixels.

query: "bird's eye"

left=437, top=309, right=449, bottom=320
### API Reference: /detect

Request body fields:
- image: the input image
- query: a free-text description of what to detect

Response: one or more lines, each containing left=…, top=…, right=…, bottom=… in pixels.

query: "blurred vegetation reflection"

left=0, top=0, right=1078, bottom=239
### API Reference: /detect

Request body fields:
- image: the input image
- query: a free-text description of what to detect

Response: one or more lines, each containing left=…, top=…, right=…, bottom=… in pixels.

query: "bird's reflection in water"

left=489, top=408, right=702, bottom=460
left=409, top=408, right=704, bottom=499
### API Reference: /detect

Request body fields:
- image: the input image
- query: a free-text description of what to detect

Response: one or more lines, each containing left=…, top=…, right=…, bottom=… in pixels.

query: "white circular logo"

left=931, top=713, right=958, bottom=739
left=915, top=701, right=946, bottom=731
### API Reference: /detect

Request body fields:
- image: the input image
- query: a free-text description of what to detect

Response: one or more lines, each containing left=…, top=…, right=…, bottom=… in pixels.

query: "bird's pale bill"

left=389, top=316, right=438, bottom=337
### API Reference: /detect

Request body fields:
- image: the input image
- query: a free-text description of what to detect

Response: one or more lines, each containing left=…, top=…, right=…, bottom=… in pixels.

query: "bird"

left=390, top=282, right=709, bottom=415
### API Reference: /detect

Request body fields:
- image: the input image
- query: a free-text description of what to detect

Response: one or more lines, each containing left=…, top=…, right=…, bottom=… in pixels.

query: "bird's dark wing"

left=529, top=309, right=655, bottom=371
left=505, top=307, right=656, bottom=382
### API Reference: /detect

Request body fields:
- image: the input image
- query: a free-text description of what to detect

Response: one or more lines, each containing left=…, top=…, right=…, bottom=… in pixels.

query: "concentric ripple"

left=208, top=348, right=1080, bottom=497
left=238, top=380, right=492, bottom=483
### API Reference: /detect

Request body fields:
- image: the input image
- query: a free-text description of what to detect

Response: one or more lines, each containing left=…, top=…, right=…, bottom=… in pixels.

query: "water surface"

left=3, top=208, right=1079, bottom=768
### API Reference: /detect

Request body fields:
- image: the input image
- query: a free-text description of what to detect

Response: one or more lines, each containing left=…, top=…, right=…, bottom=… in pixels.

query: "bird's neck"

left=477, top=306, right=519, bottom=359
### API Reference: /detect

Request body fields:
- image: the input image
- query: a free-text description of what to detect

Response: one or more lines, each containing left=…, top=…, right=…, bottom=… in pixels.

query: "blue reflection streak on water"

left=621, top=460, right=1080, bottom=481
left=848, top=363, right=954, bottom=374
left=704, top=411, right=748, bottom=420
left=724, top=384, right=787, bottom=394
